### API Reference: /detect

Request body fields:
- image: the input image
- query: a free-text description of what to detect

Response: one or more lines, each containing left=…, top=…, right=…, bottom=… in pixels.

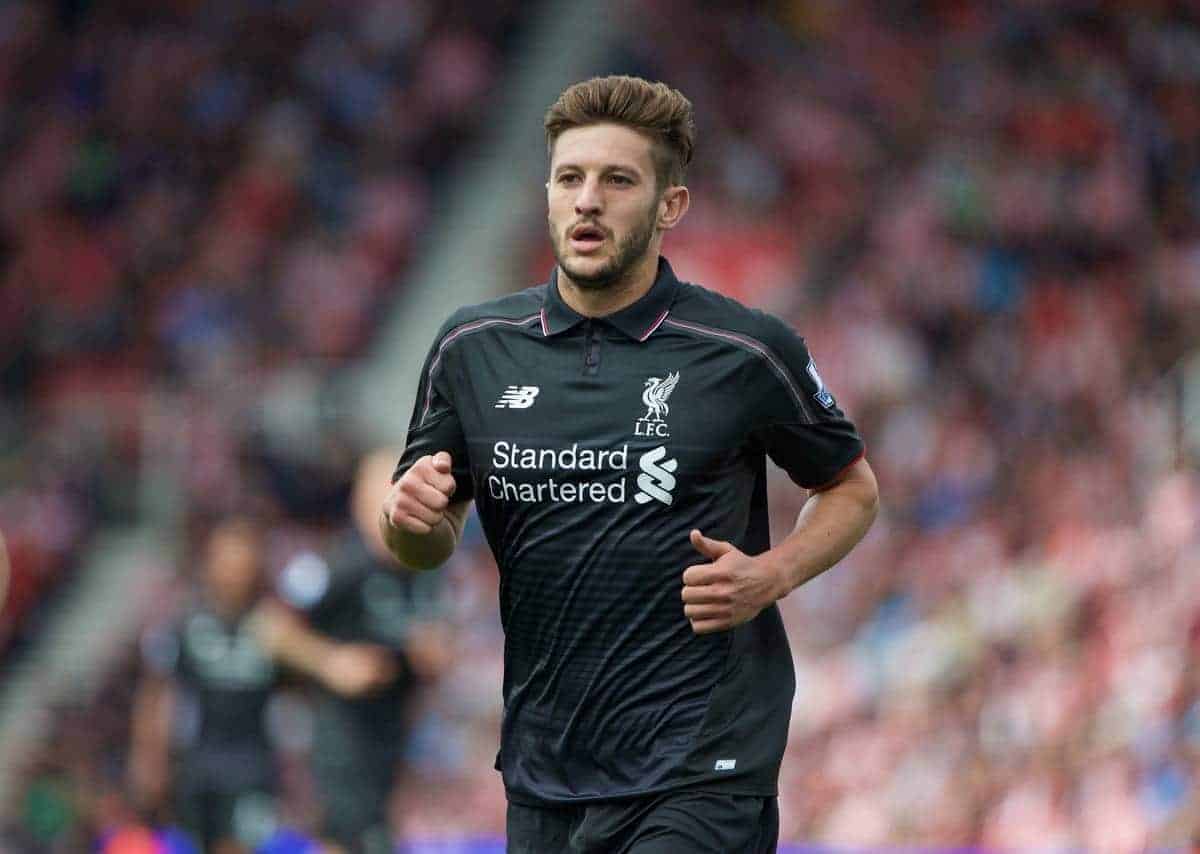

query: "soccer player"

left=129, top=518, right=281, bottom=854
left=258, top=450, right=451, bottom=854
left=381, top=75, right=879, bottom=853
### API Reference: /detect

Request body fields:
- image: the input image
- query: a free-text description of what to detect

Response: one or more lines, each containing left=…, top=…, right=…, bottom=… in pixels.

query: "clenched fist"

left=382, top=451, right=458, bottom=535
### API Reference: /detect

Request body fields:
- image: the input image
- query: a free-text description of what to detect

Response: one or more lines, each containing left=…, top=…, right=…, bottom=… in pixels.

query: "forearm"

left=379, top=507, right=463, bottom=571
left=766, top=460, right=879, bottom=596
left=255, top=603, right=337, bottom=681
left=128, top=677, right=172, bottom=804
left=130, top=678, right=170, bottom=759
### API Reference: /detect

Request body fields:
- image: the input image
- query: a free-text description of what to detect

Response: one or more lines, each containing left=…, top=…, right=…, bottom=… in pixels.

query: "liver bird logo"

left=641, top=372, right=680, bottom=422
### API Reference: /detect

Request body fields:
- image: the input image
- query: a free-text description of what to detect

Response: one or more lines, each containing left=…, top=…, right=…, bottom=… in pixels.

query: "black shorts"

left=310, top=757, right=394, bottom=851
left=309, top=698, right=405, bottom=848
left=174, top=785, right=278, bottom=849
left=506, top=790, right=779, bottom=854
left=173, top=755, right=278, bottom=848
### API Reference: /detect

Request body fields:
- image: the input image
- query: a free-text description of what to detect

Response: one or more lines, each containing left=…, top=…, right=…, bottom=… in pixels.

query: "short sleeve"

left=750, top=316, right=864, bottom=489
left=392, top=317, right=474, bottom=500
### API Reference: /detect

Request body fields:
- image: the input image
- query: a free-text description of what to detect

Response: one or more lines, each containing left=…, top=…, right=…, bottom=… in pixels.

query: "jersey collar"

left=540, top=256, right=680, bottom=342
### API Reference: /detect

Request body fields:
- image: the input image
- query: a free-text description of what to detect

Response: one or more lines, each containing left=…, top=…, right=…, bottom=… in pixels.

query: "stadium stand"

left=0, top=0, right=528, bottom=848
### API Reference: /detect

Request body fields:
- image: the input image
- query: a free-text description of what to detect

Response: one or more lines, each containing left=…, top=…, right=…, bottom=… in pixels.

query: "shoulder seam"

left=662, top=317, right=815, bottom=424
left=421, top=313, right=541, bottom=424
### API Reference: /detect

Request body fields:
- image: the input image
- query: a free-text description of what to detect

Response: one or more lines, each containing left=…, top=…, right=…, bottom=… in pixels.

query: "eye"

left=557, top=173, right=581, bottom=186
left=607, top=174, right=634, bottom=186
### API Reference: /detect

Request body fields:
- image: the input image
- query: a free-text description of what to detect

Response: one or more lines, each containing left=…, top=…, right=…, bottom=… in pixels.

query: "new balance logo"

left=715, top=759, right=736, bottom=771
left=494, top=386, right=540, bottom=409
left=634, top=445, right=677, bottom=506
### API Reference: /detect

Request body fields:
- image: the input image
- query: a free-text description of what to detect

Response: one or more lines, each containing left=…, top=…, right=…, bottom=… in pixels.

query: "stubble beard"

left=550, top=205, right=658, bottom=292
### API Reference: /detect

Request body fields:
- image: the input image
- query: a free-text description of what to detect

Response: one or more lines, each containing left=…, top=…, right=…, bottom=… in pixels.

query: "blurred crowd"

left=2, top=0, right=1200, bottom=851
left=0, top=0, right=518, bottom=653
left=605, top=0, right=1200, bottom=848
left=0, top=0, right=523, bottom=849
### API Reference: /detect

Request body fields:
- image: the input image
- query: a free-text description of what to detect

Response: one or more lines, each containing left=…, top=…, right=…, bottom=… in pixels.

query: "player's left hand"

left=681, top=529, right=787, bottom=634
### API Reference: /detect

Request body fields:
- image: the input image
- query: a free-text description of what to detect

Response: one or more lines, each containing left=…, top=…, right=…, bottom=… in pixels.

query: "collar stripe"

left=639, top=309, right=670, bottom=342
left=540, top=308, right=549, bottom=337
left=422, top=314, right=541, bottom=424
left=662, top=318, right=814, bottom=423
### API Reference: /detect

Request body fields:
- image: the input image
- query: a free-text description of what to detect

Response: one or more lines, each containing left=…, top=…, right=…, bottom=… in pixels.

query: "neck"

left=557, top=249, right=661, bottom=318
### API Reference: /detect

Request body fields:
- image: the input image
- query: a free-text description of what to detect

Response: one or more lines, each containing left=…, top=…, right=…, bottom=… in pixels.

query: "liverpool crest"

left=635, top=372, right=679, bottom=438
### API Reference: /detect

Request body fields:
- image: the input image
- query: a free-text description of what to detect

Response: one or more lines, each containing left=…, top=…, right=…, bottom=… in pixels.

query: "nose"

left=574, top=174, right=603, bottom=216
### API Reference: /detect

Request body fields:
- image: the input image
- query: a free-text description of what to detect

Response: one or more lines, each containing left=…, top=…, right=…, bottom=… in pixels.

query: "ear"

left=657, top=185, right=690, bottom=232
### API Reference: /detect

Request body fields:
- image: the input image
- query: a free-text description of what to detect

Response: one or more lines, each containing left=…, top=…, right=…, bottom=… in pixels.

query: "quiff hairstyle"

left=544, top=75, right=695, bottom=191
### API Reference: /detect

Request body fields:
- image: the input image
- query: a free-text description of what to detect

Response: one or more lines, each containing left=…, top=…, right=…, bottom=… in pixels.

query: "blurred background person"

left=129, top=518, right=282, bottom=854
left=258, top=451, right=452, bottom=854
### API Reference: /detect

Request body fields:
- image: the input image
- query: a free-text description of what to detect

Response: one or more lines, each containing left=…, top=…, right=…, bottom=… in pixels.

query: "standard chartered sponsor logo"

left=634, top=445, right=678, bottom=506
left=488, top=441, right=629, bottom=504
left=488, top=475, right=627, bottom=503
left=486, top=440, right=678, bottom=507
left=492, top=441, right=627, bottom=471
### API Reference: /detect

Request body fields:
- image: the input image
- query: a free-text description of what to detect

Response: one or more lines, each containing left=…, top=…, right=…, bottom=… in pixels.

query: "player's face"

left=547, top=123, right=662, bottom=290
left=204, top=526, right=262, bottom=613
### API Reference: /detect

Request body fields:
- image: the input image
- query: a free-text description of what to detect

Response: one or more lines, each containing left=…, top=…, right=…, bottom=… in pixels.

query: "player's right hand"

left=381, top=451, right=457, bottom=535
left=320, top=644, right=398, bottom=697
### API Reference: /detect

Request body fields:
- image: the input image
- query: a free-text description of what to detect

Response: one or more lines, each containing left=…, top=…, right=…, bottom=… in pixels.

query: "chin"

left=568, top=270, right=621, bottom=291
left=562, top=257, right=619, bottom=289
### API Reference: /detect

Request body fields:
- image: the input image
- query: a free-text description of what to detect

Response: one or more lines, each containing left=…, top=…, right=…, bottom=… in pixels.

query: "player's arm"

left=683, top=459, right=877, bottom=634
left=380, top=451, right=470, bottom=571
left=254, top=602, right=398, bottom=697
left=128, top=619, right=183, bottom=808
left=128, top=672, right=173, bottom=810
left=764, top=456, right=878, bottom=591
left=386, top=312, right=476, bottom=571
left=683, top=317, right=877, bottom=634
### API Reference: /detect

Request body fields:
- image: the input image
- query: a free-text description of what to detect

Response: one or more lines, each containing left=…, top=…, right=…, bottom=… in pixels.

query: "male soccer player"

left=130, top=518, right=281, bottom=854
left=381, top=76, right=879, bottom=853
left=259, top=450, right=450, bottom=854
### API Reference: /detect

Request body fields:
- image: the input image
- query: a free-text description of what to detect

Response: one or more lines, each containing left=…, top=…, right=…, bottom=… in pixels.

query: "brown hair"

left=544, top=75, right=695, bottom=191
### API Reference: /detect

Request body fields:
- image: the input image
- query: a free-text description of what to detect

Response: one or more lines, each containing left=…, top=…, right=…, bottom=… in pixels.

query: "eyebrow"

left=552, top=163, right=644, bottom=179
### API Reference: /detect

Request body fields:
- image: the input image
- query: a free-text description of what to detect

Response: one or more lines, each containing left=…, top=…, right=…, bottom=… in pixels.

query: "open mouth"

left=569, top=223, right=606, bottom=253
